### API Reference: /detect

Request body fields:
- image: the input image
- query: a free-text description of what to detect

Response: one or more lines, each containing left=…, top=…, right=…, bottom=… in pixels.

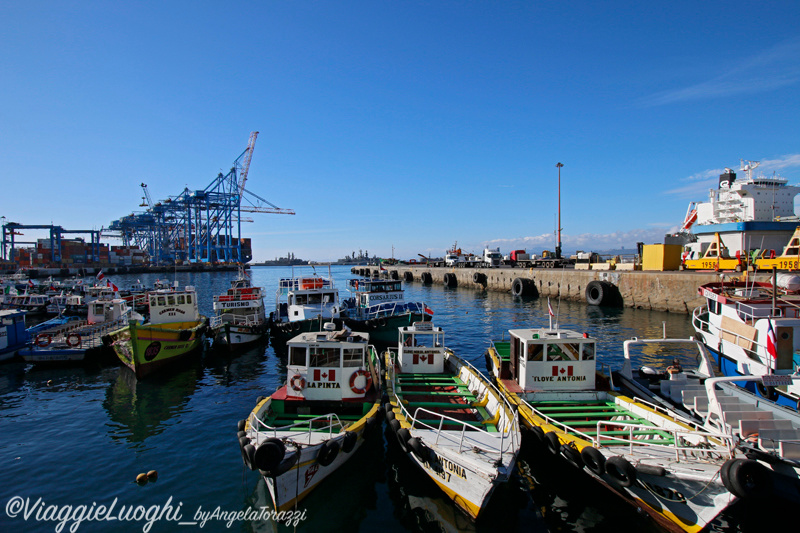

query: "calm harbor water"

left=0, top=265, right=790, bottom=532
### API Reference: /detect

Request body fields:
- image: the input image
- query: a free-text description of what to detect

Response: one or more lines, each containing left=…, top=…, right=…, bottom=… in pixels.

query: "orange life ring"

left=290, top=374, right=306, bottom=392
left=349, top=370, right=372, bottom=394
left=35, top=333, right=52, bottom=347
left=66, top=333, right=81, bottom=348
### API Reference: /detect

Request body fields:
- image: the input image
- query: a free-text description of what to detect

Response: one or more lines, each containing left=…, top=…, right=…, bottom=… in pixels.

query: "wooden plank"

left=720, top=315, right=756, bottom=352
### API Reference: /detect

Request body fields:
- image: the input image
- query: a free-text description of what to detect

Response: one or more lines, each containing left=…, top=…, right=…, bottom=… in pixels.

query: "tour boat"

left=0, top=293, right=49, bottom=315
left=485, top=326, right=738, bottom=533
left=384, top=322, right=520, bottom=519
left=692, top=278, right=800, bottom=410
left=108, top=287, right=207, bottom=378
left=46, top=293, right=85, bottom=316
left=209, top=270, right=267, bottom=349
left=238, top=324, right=382, bottom=511
left=21, top=298, right=141, bottom=364
left=268, top=267, right=341, bottom=351
left=339, top=278, right=433, bottom=347
left=0, top=309, right=27, bottom=362
left=616, top=336, right=800, bottom=504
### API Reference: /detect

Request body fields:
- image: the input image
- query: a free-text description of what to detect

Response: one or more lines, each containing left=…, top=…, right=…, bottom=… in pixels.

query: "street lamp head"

left=556, top=162, right=563, bottom=168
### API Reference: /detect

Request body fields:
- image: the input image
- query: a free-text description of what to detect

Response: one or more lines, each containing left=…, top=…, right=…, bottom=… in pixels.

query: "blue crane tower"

left=108, top=132, right=294, bottom=265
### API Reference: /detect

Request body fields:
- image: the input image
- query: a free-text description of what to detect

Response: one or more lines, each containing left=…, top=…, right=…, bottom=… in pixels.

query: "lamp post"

left=556, top=162, right=563, bottom=259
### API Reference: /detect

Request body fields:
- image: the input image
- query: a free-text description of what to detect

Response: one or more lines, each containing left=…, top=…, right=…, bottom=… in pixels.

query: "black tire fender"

left=316, top=440, right=340, bottom=467
left=397, top=428, right=411, bottom=453
left=389, top=418, right=401, bottom=434
left=253, top=438, right=286, bottom=472
left=544, top=432, right=561, bottom=455
left=606, top=456, right=637, bottom=487
left=581, top=446, right=606, bottom=475
left=585, top=280, right=606, bottom=306
left=560, top=444, right=584, bottom=469
left=407, top=437, right=428, bottom=462
left=341, top=431, right=358, bottom=454
left=726, top=459, right=773, bottom=499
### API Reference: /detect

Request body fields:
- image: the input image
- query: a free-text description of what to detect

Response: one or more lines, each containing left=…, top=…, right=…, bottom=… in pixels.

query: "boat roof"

left=288, top=327, right=369, bottom=346
left=0, top=309, right=26, bottom=318
left=508, top=327, right=594, bottom=343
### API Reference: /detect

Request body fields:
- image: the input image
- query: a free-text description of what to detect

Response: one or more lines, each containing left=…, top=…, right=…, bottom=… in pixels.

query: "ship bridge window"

left=167, top=295, right=176, bottom=306
left=343, top=348, right=363, bottom=367
left=581, top=343, right=595, bottom=360
left=294, top=295, right=307, bottom=305
left=546, top=343, right=581, bottom=361
left=186, top=294, right=192, bottom=304
left=308, top=294, right=321, bottom=304
left=157, top=296, right=166, bottom=306
left=311, top=347, right=339, bottom=367
left=527, top=344, right=544, bottom=361
left=289, top=346, right=307, bottom=366
left=177, top=295, right=185, bottom=305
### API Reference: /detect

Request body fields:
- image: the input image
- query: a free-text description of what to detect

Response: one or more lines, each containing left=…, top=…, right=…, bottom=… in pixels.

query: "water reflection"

left=103, top=362, right=202, bottom=445
left=204, top=339, right=271, bottom=386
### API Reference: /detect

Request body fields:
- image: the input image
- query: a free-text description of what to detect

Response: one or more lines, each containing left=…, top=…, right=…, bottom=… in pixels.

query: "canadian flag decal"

left=413, top=353, right=434, bottom=364
left=552, top=365, right=573, bottom=376
left=313, top=369, right=336, bottom=381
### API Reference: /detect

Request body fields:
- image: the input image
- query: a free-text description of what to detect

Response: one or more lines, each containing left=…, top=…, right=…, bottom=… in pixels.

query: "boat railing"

left=248, top=412, right=346, bottom=445
left=210, top=313, right=262, bottom=329
left=692, top=306, right=770, bottom=364
left=594, top=419, right=735, bottom=459
left=363, top=301, right=426, bottom=319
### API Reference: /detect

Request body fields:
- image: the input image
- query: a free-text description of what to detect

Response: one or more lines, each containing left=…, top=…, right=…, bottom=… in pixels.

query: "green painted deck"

left=531, top=400, right=675, bottom=444
left=493, top=341, right=511, bottom=362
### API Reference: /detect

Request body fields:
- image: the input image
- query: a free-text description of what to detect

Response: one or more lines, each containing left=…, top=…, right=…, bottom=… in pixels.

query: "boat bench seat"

left=679, top=388, right=707, bottom=408
left=722, top=409, right=764, bottom=426
left=779, top=441, right=800, bottom=460
left=693, top=397, right=709, bottom=416
left=757, top=429, right=800, bottom=450
left=739, top=418, right=793, bottom=436
left=414, top=418, right=498, bottom=432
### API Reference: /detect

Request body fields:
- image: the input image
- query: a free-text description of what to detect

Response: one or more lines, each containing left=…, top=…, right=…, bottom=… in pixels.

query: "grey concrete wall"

left=352, top=266, right=766, bottom=314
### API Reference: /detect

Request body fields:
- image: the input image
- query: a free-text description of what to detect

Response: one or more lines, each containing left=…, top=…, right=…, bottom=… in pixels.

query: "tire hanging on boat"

left=316, top=440, right=340, bottom=467
left=254, top=438, right=286, bottom=472
left=407, top=437, right=428, bottom=462
left=605, top=456, right=637, bottom=487
left=544, top=432, right=561, bottom=455
left=725, top=459, right=773, bottom=499
left=581, top=446, right=606, bottom=475
left=341, top=431, right=358, bottom=454
left=397, top=428, right=411, bottom=453
left=560, top=444, right=584, bottom=469
left=756, top=381, right=778, bottom=402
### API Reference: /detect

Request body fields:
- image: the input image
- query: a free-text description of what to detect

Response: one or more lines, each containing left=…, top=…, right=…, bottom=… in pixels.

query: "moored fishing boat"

left=108, top=286, right=207, bottom=378
left=21, top=298, right=141, bottom=365
left=485, top=326, right=738, bottom=533
left=339, top=278, right=433, bottom=347
left=616, top=336, right=800, bottom=504
left=0, top=309, right=27, bottom=362
left=692, top=277, right=800, bottom=410
left=267, top=267, right=340, bottom=351
left=46, top=293, right=85, bottom=316
left=238, top=323, right=382, bottom=511
left=209, top=269, right=267, bottom=349
left=0, top=292, right=49, bottom=315
left=384, top=322, right=520, bottom=519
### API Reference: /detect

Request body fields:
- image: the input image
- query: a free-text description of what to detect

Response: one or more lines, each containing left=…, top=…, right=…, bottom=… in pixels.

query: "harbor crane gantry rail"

left=108, top=132, right=295, bottom=265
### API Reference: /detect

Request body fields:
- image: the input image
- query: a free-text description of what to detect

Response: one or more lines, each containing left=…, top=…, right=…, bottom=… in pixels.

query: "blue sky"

left=2, top=1, right=799, bottom=262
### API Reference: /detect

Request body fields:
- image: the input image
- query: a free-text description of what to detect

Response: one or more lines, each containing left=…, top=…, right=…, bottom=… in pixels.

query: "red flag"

left=96, top=270, right=105, bottom=281
left=767, top=320, right=777, bottom=360
left=548, top=298, right=554, bottom=317
left=424, top=305, right=434, bottom=316
left=28, top=279, right=34, bottom=288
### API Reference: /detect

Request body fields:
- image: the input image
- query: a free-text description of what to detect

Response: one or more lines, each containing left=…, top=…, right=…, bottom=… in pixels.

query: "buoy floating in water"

left=147, top=470, right=158, bottom=480
left=47, top=380, right=53, bottom=386
left=136, top=473, right=148, bottom=484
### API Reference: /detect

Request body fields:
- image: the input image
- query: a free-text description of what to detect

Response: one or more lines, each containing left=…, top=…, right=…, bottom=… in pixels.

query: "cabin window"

left=310, top=347, right=339, bottom=367
left=157, top=296, right=166, bottom=306
left=581, top=343, right=595, bottom=360
left=527, top=344, right=544, bottom=361
left=294, top=294, right=307, bottom=305
left=308, top=294, right=321, bottom=304
left=167, top=295, right=176, bottom=306
left=343, top=348, right=363, bottom=367
left=322, top=294, right=331, bottom=303
left=93, top=304, right=103, bottom=315
left=177, top=295, right=185, bottom=305
left=289, top=346, right=306, bottom=366
left=150, top=296, right=157, bottom=307
left=186, top=294, right=192, bottom=304
left=546, top=343, right=580, bottom=361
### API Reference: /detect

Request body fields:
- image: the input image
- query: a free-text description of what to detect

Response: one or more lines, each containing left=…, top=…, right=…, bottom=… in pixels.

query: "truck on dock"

left=480, top=247, right=503, bottom=268
left=507, top=249, right=574, bottom=269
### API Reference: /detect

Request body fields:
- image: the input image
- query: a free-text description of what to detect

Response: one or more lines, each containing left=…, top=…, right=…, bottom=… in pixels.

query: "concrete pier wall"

left=351, top=266, right=761, bottom=315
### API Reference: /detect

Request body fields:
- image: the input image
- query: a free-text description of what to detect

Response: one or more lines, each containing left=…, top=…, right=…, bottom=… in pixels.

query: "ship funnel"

left=719, top=168, right=736, bottom=189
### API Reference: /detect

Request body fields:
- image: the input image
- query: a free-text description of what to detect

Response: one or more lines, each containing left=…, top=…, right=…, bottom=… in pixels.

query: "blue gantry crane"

left=108, top=132, right=295, bottom=265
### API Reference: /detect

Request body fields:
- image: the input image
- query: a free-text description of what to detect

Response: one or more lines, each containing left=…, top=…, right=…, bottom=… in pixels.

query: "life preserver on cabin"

left=35, top=333, right=52, bottom=347
left=66, top=333, right=81, bottom=348
left=349, top=370, right=372, bottom=394
left=290, top=374, right=306, bottom=392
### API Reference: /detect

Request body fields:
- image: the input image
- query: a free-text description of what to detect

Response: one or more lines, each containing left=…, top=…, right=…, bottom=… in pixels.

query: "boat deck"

left=530, top=399, right=676, bottom=445
left=260, top=386, right=377, bottom=432
left=395, top=372, right=498, bottom=432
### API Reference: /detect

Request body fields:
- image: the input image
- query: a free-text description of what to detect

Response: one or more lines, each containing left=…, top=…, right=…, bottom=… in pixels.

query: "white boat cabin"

left=397, top=322, right=445, bottom=374
left=276, top=276, right=339, bottom=322
left=84, top=285, right=117, bottom=304
left=87, top=298, right=132, bottom=325
left=506, top=328, right=597, bottom=391
left=349, top=279, right=405, bottom=308
left=286, top=325, right=372, bottom=401
left=147, top=287, right=200, bottom=325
